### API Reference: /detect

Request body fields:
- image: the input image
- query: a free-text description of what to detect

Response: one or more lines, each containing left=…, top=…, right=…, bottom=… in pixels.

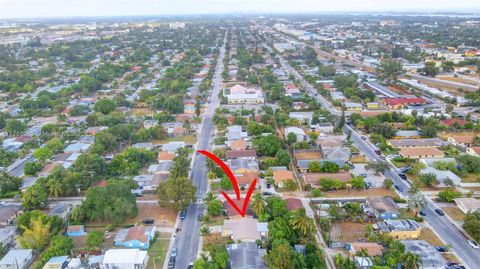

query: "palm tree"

left=251, top=192, right=266, bottom=217
left=203, top=192, right=216, bottom=207
left=376, top=58, right=404, bottom=83
left=290, top=208, right=314, bottom=239
left=47, top=179, right=63, bottom=197
left=408, top=193, right=427, bottom=216
left=200, top=226, right=211, bottom=237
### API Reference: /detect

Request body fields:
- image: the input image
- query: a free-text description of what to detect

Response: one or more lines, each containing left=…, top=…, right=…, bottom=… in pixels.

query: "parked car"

left=180, top=210, right=187, bottom=220
left=435, top=208, right=445, bottom=216
left=467, top=239, right=479, bottom=249
left=419, top=209, right=427, bottom=216
left=435, top=246, right=447, bottom=252
left=142, top=218, right=154, bottom=225
left=397, top=173, right=407, bottom=180
left=198, top=213, right=203, bottom=221
left=187, top=263, right=194, bottom=269
left=394, top=185, right=403, bottom=192
left=168, top=256, right=176, bottom=269
left=171, top=247, right=177, bottom=257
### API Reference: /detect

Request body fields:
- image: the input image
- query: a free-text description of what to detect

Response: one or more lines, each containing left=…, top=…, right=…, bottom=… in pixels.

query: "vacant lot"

left=125, top=203, right=177, bottom=227
left=419, top=228, right=444, bottom=246
left=330, top=222, right=369, bottom=242
left=443, top=206, right=466, bottom=222
left=154, top=134, right=197, bottom=145
left=131, top=107, right=156, bottom=117
left=295, top=151, right=323, bottom=160
left=322, top=188, right=399, bottom=198
left=147, top=238, right=170, bottom=269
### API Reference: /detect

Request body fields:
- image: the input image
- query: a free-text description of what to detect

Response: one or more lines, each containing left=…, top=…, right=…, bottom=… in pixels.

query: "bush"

left=311, top=189, right=322, bottom=198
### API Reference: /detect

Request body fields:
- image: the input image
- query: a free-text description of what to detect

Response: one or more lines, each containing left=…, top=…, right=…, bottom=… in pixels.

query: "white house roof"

left=102, top=249, right=147, bottom=265
left=0, top=249, right=33, bottom=265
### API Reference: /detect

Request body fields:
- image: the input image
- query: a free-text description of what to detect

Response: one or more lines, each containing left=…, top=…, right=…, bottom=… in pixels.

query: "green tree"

left=157, top=177, right=196, bottom=211
left=437, top=188, right=462, bottom=202
left=253, top=134, right=284, bottom=156
left=0, top=172, right=22, bottom=197
left=308, top=161, right=322, bottom=172
left=21, top=183, right=48, bottom=210
left=423, top=62, right=439, bottom=77
left=207, top=200, right=223, bottom=217
left=290, top=208, right=314, bottom=239
left=275, top=149, right=291, bottom=166
left=350, top=176, right=366, bottom=189
left=17, top=219, right=51, bottom=249
left=87, top=231, right=104, bottom=251
left=33, top=147, right=54, bottom=162
left=408, top=193, right=427, bottom=216
left=265, top=239, right=296, bottom=269
left=376, top=58, right=404, bottom=83
left=94, top=98, right=117, bottom=114
left=5, top=119, right=27, bottom=134
left=419, top=173, right=439, bottom=187
left=321, top=161, right=340, bottom=173
left=463, top=211, right=480, bottom=242
left=24, top=161, right=43, bottom=176
left=251, top=192, right=266, bottom=218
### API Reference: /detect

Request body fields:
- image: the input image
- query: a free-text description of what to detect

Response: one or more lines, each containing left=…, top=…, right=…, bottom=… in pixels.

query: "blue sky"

left=0, top=0, right=479, bottom=18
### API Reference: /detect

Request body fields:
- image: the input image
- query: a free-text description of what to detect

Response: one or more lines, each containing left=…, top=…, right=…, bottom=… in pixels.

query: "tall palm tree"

left=290, top=208, right=314, bottom=239
left=200, top=226, right=211, bottom=237
left=376, top=58, right=404, bottom=83
left=47, top=179, right=63, bottom=197
left=407, top=193, right=427, bottom=216
left=251, top=192, right=266, bottom=217
left=203, top=192, right=216, bottom=207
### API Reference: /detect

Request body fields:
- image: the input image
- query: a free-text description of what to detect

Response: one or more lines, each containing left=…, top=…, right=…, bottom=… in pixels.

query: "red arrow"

left=197, top=150, right=257, bottom=217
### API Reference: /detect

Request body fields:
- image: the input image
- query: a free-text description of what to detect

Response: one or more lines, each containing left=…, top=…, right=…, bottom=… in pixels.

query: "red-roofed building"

left=223, top=198, right=253, bottom=217
left=441, top=118, right=467, bottom=127
left=382, top=97, right=426, bottom=109
left=286, top=198, right=303, bottom=211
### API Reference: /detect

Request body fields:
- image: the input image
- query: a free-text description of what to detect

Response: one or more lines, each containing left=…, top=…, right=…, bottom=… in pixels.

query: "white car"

left=468, top=240, right=479, bottom=249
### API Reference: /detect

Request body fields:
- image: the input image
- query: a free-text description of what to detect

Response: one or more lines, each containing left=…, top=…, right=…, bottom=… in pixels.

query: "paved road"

left=409, top=73, right=479, bottom=92
left=172, top=31, right=227, bottom=269
left=264, top=36, right=480, bottom=269
left=7, top=154, right=34, bottom=178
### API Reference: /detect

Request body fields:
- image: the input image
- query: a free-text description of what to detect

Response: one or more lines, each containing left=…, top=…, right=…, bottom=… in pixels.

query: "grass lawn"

left=147, top=238, right=170, bottom=269
left=461, top=173, right=480, bottom=183
left=330, top=222, right=369, bottom=242
left=322, top=188, right=399, bottom=198
left=208, top=215, right=225, bottom=226
left=443, top=206, right=466, bottom=222
left=399, top=208, right=418, bottom=220
left=351, top=156, right=368, bottom=163
left=419, top=228, right=444, bottom=246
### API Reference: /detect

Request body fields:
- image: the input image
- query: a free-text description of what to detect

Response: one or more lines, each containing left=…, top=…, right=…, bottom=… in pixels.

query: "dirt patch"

left=442, top=253, right=460, bottom=264
left=322, top=188, right=399, bottom=198
left=419, top=228, right=444, bottom=246
left=351, top=156, right=367, bottom=163
left=295, top=151, right=323, bottom=160
left=330, top=222, right=369, bottom=243
left=439, top=77, right=479, bottom=86
left=131, top=108, right=156, bottom=117
left=443, top=206, right=466, bottom=222
left=125, top=203, right=177, bottom=227
left=203, top=232, right=228, bottom=246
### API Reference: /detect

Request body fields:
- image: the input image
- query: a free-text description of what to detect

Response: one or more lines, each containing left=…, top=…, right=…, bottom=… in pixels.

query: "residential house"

left=387, top=138, right=447, bottom=149
left=222, top=217, right=267, bottom=241
left=317, top=134, right=345, bottom=149
left=348, top=242, right=384, bottom=257
left=0, top=226, right=16, bottom=250
left=147, top=162, right=172, bottom=174
left=64, top=142, right=91, bottom=153
left=142, top=120, right=158, bottom=129
left=448, top=135, right=474, bottom=147
left=364, top=196, right=400, bottom=219
left=285, top=127, right=307, bottom=142
left=225, top=150, right=257, bottom=159
left=454, top=198, right=480, bottom=214
left=43, top=256, right=68, bottom=269
left=441, top=118, right=467, bottom=128
left=226, top=85, right=264, bottom=104
left=382, top=97, right=426, bottom=109
left=322, top=147, right=350, bottom=163
left=161, top=142, right=185, bottom=153
left=420, top=166, right=461, bottom=186
left=157, top=151, right=175, bottom=162
left=314, top=123, right=335, bottom=134
left=0, top=249, right=34, bottom=269
left=398, top=147, right=444, bottom=159
left=289, top=112, right=313, bottom=124
left=355, top=257, right=373, bottom=269
left=102, top=249, right=149, bottom=269
left=230, top=139, right=248, bottom=151
left=85, top=126, right=108, bottom=135
left=114, top=225, right=155, bottom=250
left=48, top=204, right=72, bottom=221
left=227, top=242, right=267, bottom=269
left=394, top=130, right=420, bottom=139
left=401, top=240, right=447, bottom=269
left=0, top=204, right=22, bottom=226
left=66, top=225, right=85, bottom=237
left=377, top=219, right=421, bottom=240
left=132, top=143, right=154, bottom=151
left=228, top=159, right=259, bottom=174
left=235, top=172, right=258, bottom=190
left=272, top=169, right=295, bottom=188
left=344, top=102, right=363, bottom=112
left=133, top=174, right=167, bottom=192
left=331, top=92, right=346, bottom=101
left=467, top=146, right=480, bottom=157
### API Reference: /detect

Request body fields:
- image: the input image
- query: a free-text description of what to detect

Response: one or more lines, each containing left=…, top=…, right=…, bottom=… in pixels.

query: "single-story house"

left=454, top=198, right=480, bottom=214
left=102, top=249, right=149, bottom=269
left=157, top=151, right=175, bottom=162
left=43, top=256, right=68, bottom=269
left=0, top=226, right=17, bottom=250
left=230, top=139, right=248, bottom=151
left=467, top=146, right=480, bottom=157
left=344, top=102, right=363, bottom=111
left=348, top=242, right=384, bottom=257
left=317, top=135, right=345, bottom=149
left=114, top=225, right=156, bottom=250
left=395, top=130, right=420, bottom=139
left=322, top=147, right=350, bottom=162
left=227, top=242, right=267, bottom=269
left=228, top=159, right=259, bottom=174
left=66, top=225, right=85, bottom=237
left=447, top=135, right=474, bottom=147
left=132, top=143, right=154, bottom=150
left=0, top=204, right=22, bottom=226
left=285, top=127, right=307, bottom=142
left=222, top=217, right=267, bottom=241
left=377, top=219, right=421, bottom=240
left=0, top=249, right=34, bottom=269
left=387, top=138, right=447, bottom=149
left=147, top=162, right=172, bottom=174
left=64, top=142, right=91, bottom=153
left=224, top=198, right=253, bottom=218
left=420, top=167, right=461, bottom=186
left=314, top=123, right=335, bottom=134
left=48, top=204, right=72, bottom=221
left=225, top=149, right=257, bottom=159
left=401, top=240, right=447, bottom=269
left=364, top=196, right=400, bottom=219
left=235, top=173, right=258, bottom=190
left=289, top=112, right=313, bottom=124
left=161, top=142, right=185, bottom=153
left=398, top=147, right=444, bottom=159
left=355, top=257, right=373, bottom=269
left=382, top=97, right=426, bottom=109
left=272, top=169, right=295, bottom=188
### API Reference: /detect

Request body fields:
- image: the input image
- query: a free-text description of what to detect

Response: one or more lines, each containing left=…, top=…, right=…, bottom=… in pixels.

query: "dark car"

left=397, top=173, right=407, bottom=180
left=168, top=256, right=176, bottom=269
left=435, top=246, right=447, bottom=252
left=198, top=213, right=203, bottom=221
left=435, top=208, right=445, bottom=216
left=180, top=210, right=187, bottom=220
left=142, top=218, right=154, bottom=225
left=394, top=185, right=403, bottom=192
left=419, top=209, right=427, bottom=216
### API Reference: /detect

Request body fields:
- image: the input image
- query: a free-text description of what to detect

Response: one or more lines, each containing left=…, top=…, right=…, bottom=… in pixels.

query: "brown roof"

left=125, top=226, right=148, bottom=242
left=469, top=147, right=480, bottom=154
left=349, top=242, right=384, bottom=256
left=273, top=170, right=294, bottom=183
left=223, top=198, right=253, bottom=217
left=316, top=135, right=345, bottom=148
left=450, top=135, right=474, bottom=144
left=286, top=198, right=303, bottom=211
left=236, top=172, right=258, bottom=185
left=399, top=147, right=444, bottom=158
left=230, top=140, right=247, bottom=150
left=303, top=172, right=352, bottom=185
left=157, top=151, right=175, bottom=161
left=225, top=150, right=257, bottom=159
left=172, top=126, right=185, bottom=135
